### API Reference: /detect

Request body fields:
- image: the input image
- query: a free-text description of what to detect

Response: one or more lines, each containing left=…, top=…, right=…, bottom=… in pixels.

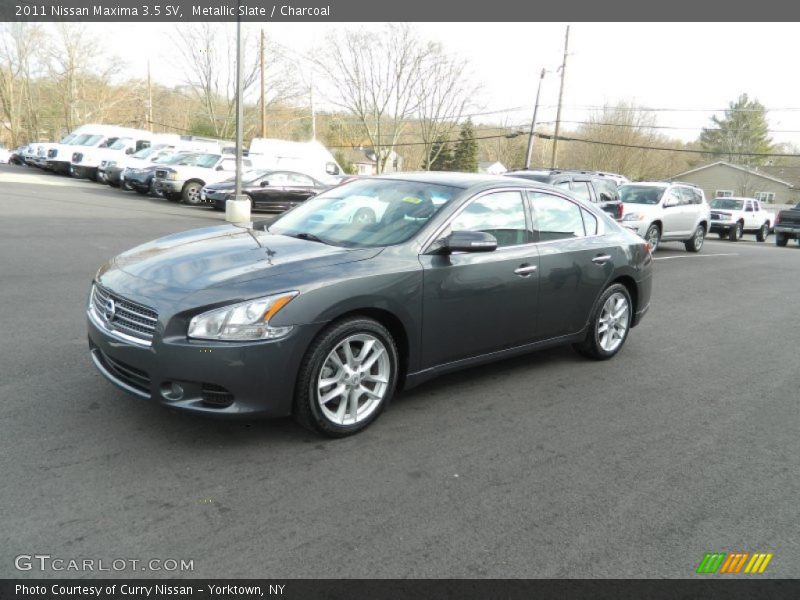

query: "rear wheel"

left=756, top=222, right=769, bottom=242
left=776, top=233, right=788, bottom=247
left=573, top=283, right=632, bottom=360
left=728, top=221, right=743, bottom=242
left=684, top=225, right=705, bottom=252
left=294, top=317, right=399, bottom=437
left=181, top=182, right=203, bottom=205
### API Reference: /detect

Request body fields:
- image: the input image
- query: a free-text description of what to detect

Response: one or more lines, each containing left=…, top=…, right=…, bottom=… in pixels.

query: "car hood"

left=106, top=224, right=381, bottom=291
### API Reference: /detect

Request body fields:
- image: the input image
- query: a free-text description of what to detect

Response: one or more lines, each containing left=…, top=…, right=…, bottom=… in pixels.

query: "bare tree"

left=0, top=23, right=45, bottom=145
left=315, top=24, right=433, bottom=173
left=416, top=48, right=478, bottom=170
left=172, top=24, right=298, bottom=139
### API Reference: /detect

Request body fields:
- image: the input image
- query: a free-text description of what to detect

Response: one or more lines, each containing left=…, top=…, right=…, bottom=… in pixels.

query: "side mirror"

left=259, top=180, right=269, bottom=187
left=326, top=163, right=340, bottom=175
left=439, top=231, right=498, bottom=253
left=125, top=148, right=134, bottom=155
left=663, top=198, right=679, bottom=208
left=216, top=165, right=224, bottom=171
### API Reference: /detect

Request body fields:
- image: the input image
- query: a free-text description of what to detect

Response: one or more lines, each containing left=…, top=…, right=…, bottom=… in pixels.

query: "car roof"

left=622, top=182, right=670, bottom=187
left=374, top=171, right=518, bottom=189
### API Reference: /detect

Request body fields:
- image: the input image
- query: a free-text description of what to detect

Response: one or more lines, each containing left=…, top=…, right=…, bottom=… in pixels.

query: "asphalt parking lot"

left=1, top=162, right=799, bottom=579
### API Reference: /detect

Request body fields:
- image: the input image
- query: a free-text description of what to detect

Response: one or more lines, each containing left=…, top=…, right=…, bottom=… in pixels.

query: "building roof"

left=757, top=165, right=800, bottom=189
left=671, top=161, right=795, bottom=188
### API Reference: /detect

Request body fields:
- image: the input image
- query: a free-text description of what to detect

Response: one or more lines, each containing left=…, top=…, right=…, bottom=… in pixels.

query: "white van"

left=45, top=124, right=111, bottom=174
left=70, top=126, right=158, bottom=180
left=247, top=139, right=342, bottom=184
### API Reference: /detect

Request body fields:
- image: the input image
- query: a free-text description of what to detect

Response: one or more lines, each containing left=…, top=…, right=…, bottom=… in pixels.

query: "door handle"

left=592, top=254, right=612, bottom=265
left=514, top=264, right=538, bottom=276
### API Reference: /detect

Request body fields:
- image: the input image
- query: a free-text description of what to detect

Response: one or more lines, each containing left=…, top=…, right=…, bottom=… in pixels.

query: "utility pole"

left=550, top=25, right=570, bottom=169
left=234, top=16, right=244, bottom=200
left=524, top=68, right=546, bottom=169
left=146, top=60, right=153, bottom=132
left=260, top=29, right=266, bottom=138
left=310, top=74, right=316, bottom=141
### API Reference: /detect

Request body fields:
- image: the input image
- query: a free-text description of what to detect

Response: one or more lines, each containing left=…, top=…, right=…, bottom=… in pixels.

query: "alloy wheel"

left=317, top=334, right=390, bottom=426
left=597, top=292, right=630, bottom=353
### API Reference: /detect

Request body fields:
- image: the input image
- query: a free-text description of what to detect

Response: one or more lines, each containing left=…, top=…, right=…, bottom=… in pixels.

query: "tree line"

left=1, top=22, right=793, bottom=179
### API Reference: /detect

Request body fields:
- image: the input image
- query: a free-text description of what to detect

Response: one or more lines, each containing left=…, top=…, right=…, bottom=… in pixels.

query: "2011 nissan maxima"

left=87, top=173, right=653, bottom=437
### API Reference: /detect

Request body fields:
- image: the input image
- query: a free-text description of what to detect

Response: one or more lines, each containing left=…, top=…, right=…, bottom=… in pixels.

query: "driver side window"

left=449, top=191, right=531, bottom=248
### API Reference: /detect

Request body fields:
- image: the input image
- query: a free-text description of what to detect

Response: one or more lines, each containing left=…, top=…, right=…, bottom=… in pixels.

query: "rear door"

left=420, top=190, right=540, bottom=368
left=529, top=190, right=616, bottom=340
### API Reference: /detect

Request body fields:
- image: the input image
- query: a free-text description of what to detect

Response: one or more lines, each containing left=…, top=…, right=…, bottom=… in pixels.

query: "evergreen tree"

left=423, top=135, right=454, bottom=170
left=700, top=94, right=774, bottom=166
left=452, top=120, right=479, bottom=172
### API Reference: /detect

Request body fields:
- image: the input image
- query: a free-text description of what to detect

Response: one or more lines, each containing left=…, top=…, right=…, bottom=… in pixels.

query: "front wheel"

left=294, top=317, right=399, bottom=437
left=756, top=222, right=769, bottom=242
left=644, top=224, right=660, bottom=252
left=685, top=225, right=705, bottom=252
left=181, top=182, right=203, bottom=205
left=573, top=283, right=632, bottom=360
left=728, top=221, right=743, bottom=242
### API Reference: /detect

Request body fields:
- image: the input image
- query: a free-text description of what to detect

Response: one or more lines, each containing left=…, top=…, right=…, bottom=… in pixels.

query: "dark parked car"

left=87, top=173, right=652, bottom=437
left=122, top=152, right=191, bottom=196
left=773, top=202, right=800, bottom=246
left=202, top=170, right=328, bottom=212
left=506, top=169, right=625, bottom=220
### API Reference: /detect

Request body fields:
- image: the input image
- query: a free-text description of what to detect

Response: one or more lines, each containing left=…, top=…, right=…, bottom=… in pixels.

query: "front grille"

left=154, top=169, right=168, bottom=179
left=72, top=152, right=83, bottom=163
left=48, top=148, right=57, bottom=158
left=201, top=383, right=234, bottom=407
left=93, top=284, right=158, bottom=343
left=95, top=348, right=151, bottom=394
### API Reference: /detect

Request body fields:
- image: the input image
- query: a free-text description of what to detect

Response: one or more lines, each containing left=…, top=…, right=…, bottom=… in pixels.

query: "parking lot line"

left=652, top=253, right=738, bottom=261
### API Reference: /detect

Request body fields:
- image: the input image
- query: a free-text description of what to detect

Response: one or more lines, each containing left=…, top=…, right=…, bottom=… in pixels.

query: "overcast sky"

left=76, top=22, right=800, bottom=145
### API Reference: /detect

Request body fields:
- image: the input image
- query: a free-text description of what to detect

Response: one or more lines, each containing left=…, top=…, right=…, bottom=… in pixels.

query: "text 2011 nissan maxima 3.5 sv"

left=87, top=173, right=652, bottom=436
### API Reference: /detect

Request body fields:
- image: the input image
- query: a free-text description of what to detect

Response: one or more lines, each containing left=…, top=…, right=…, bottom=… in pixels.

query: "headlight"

left=187, top=292, right=299, bottom=341
left=622, top=213, right=643, bottom=222
left=107, top=160, right=117, bottom=168
left=166, top=171, right=178, bottom=180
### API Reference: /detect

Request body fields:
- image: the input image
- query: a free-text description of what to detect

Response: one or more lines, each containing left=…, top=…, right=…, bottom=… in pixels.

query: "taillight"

left=775, top=213, right=781, bottom=225
left=643, top=241, right=653, bottom=254
left=617, top=203, right=624, bottom=219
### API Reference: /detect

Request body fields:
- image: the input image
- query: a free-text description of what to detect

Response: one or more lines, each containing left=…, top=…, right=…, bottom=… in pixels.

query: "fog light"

left=161, top=382, right=184, bottom=401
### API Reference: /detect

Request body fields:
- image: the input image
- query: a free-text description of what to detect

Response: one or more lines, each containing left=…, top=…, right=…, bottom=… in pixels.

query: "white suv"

left=619, top=182, right=710, bottom=252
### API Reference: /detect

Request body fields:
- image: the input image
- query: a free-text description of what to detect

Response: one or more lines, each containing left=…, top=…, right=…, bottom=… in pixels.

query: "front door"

left=420, top=190, right=540, bottom=368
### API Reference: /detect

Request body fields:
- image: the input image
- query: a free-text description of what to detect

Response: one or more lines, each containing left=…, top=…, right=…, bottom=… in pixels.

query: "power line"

left=533, top=132, right=800, bottom=158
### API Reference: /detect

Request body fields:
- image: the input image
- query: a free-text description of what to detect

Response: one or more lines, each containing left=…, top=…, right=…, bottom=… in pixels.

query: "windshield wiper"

left=285, top=232, right=330, bottom=245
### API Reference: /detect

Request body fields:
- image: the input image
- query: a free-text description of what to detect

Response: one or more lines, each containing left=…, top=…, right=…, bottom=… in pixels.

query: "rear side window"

left=581, top=209, right=598, bottom=235
left=593, top=178, right=619, bottom=202
left=570, top=181, right=592, bottom=203
left=679, top=188, right=696, bottom=205
left=529, top=192, right=585, bottom=241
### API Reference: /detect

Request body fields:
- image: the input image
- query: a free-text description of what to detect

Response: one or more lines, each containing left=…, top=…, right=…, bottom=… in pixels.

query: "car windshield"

left=132, top=146, right=159, bottom=159
left=710, top=198, right=744, bottom=210
left=77, top=134, right=104, bottom=147
left=619, top=185, right=665, bottom=205
left=60, top=133, right=76, bottom=144
left=68, top=134, right=91, bottom=145
left=173, top=153, right=220, bottom=168
left=108, top=137, right=133, bottom=150
left=269, top=179, right=460, bottom=248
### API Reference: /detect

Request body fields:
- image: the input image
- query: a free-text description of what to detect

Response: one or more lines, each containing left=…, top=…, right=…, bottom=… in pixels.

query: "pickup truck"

left=773, top=203, right=800, bottom=246
left=708, top=197, right=773, bottom=242
left=153, top=152, right=251, bottom=205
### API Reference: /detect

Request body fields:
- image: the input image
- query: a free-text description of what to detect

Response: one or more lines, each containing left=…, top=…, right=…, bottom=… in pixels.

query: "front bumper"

left=621, top=221, right=647, bottom=237
left=154, top=179, right=184, bottom=196
left=87, top=303, right=317, bottom=418
left=709, top=220, right=736, bottom=233
left=104, top=166, right=124, bottom=186
left=71, top=164, right=98, bottom=179
left=48, top=160, right=71, bottom=174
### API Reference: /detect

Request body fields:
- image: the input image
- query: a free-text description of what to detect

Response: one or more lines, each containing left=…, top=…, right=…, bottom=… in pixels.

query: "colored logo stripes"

left=696, top=552, right=773, bottom=574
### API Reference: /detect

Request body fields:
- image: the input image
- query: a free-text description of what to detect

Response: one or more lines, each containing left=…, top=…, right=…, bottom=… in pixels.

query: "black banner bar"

left=3, top=579, right=800, bottom=600
left=3, top=0, right=800, bottom=22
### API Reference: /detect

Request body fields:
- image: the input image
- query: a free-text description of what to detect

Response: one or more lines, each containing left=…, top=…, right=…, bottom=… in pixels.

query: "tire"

left=181, top=182, right=203, bottom=205
left=352, top=207, right=376, bottom=224
left=573, top=283, right=633, bottom=361
left=644, top=224, right=660, bottom=252
left=776, top=233, right=788, bottom=247
left=134, top=187, right=147, bottom=195
left=293, top=317, right=399, bottom=437
left=728, top=221, right=743, bottom=242
left=718, top=232, right=726, bottom=239
left=684, top=224, right=705, bottom=252
left=756, top=222, right=769, bottom=242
